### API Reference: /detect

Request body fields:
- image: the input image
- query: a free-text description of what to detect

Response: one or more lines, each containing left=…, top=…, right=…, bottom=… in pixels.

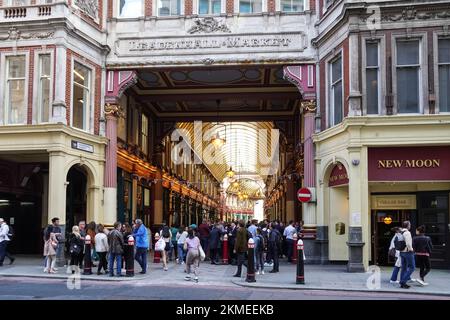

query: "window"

left=438, top=39, right=450, bottom=112
left=366, top=42, right=379, bottom=114
left=240, top=0, right=262, bottom=13
left=133, top=107, right=139, bottom=145
left=119, top=0, right=143, bottom=17
left=329, top=56, right=343, bottom=126
left=199, top=0, right=221, bottom=14
left=281, top=0, right=303, bottom=12
left=72, top=62, right=91, bottom=130
left=396, top=40, right=420, bottom=113
left=158, top=0, right=181, bottom=16
left=5, top=56, right=27, bottom=125
left=7, top=0, right=30, bottom=5
left=38, top=54, right=51, bottom=123
left=141, top=114, right=149, bottom=154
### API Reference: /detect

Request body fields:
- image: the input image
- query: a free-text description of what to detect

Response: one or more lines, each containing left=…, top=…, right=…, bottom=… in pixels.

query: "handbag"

left=155, top=238, right=165, bottom=251
left=92, top=248, right=99, bottom=261
left=388, top=247, right=396, bottom=258
left=183, top=241, right=188, bottom=251
left=199, top=244, right=206, bottom=261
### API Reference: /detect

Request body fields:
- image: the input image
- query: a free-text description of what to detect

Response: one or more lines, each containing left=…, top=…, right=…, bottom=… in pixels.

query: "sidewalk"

left=2, top=256, right=450, bottom=296
left=231, top=263, right=450, bottom=297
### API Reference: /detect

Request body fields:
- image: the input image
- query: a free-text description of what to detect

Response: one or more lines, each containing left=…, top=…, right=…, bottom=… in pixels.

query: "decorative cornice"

left=0, top=27, right=54, bottom=41
left=359, top=6, right=450, bottom=23
left=187, top=17, right=231, bottom=34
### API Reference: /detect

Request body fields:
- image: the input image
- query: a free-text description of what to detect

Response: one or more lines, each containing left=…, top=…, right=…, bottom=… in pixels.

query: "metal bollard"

left=126, top=235, right=135, bottom=277
left=292, top=233, right=298, bottom=264
left=83, top=234, right=92, bottom=275
left=246, top=238, right=256, bottom=283
left=153, top=233, right=161, bottom=263
left=296, top=239, right=305, bottom=284
left=222, top=234, right=229, bottom=265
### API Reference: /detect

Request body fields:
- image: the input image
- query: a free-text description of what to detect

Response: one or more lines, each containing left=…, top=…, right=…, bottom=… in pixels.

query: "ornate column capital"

left=104, top=103, right=124, bottom=118
left=300, top=100, right=317, bottom=114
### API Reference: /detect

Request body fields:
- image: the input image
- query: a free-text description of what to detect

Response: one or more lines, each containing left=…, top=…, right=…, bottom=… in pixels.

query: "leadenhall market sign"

left=114, top=32, right=307, bottom=57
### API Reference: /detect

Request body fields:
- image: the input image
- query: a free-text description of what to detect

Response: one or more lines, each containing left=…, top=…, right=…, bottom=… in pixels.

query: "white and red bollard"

left=222, top=234, right=229, bottom=265
left=126, top=235, right=135, bottom=277
left=153, top=233, right=161, bottom=263
left=83, top=234, right=92, bottom=275
left=246, top=238, right=256, bottom=283
left=296, top=239, right=305, bottom=284
left=292, top=233, right=298, bottom=264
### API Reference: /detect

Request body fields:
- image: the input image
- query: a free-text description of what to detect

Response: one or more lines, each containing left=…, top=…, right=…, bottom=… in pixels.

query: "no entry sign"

left=297, top=187, right=312, bottom=203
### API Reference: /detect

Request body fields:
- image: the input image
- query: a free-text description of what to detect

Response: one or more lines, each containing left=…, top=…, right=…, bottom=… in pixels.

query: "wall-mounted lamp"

left=352, top=159, right=360, bottom=166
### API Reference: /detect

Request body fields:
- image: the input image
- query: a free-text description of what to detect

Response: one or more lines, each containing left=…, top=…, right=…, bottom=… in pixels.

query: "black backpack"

left=7, top=225, right=14, bottom=240
left=394, top=231, right=407, bottom=251
left=162, top=226, right=170, bottom=238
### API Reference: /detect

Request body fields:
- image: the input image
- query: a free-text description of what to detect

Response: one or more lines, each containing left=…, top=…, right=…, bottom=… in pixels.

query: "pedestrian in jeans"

left=389, top=227, right=402, bottom=284
left=176, top=226, right=188, bottom=264
left=94, top=224, right=109, bottom=275
left=0, top=218, right=14, bottom=267
left=413, top=225, right=433, bottom=286
left=255, top=228, right=265, bottom=275
left=108, top=222, right=124, bottom=277
left=399, top=220, right=415, bottom=289
left=133, top=219, right=149, bottom=274
left=184, top=228, right=201, bottom=283
left=170, top=224, right=178, bottom=261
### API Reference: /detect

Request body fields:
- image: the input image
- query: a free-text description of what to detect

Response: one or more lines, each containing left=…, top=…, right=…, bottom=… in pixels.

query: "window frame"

left=196, top=0, right=224, bottom=15
left=70, top=59, right=94, bottom=132
left=434, top=33, right=450, bottom=114
left=155, top=0, right=184, bottom=17
left=236, top=0, right=266, bottom=14
left=141, top=113, right=149, bottom=155
left=0, top=53, right=29, bottom=126
left=33, top=50, right=54, bottom=124
left=279, top=0, right=305, bottom=12
left=117, top=0, right=144, bottom=18
left=392, top=33, right=428, bottom=115
left=362, top=37, right=386, bottom=116
left=326, top=52, right=344, bottom=127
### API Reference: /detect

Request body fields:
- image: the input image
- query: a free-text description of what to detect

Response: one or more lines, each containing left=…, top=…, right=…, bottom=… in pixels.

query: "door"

left=417, top=193, right=449, bottom=268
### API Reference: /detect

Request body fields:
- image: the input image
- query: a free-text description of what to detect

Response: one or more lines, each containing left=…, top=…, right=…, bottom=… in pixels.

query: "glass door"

left=417, top=193, right=449, bottom=268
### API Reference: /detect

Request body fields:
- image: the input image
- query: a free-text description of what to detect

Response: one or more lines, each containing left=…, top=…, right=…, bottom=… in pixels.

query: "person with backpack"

left=268, top=222, right=281, bottom=273
left=389, top=227, right=402, bottom=284
left=233, top=220, right=248, bottom=277
left=0, top=218, right=14, bottom=266
left=133, top=219, right=149, bottom=274
left=159, top=225, right=172, bottom=271
left=398, top=220, right=415, bottom=289
left=255, top=228, right=265, bottom=275
left=68, top=226, right=84, bottom=274
left=108, top=222, right=124, bottom=277
left=413, top=225, right=433, bottom=286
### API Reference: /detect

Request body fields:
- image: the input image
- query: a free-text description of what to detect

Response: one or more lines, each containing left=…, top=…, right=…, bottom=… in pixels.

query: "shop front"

left=368, top=146, right=450, bottom=268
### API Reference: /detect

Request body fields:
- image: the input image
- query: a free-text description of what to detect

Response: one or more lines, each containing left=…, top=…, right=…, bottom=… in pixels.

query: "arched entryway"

left=324, top=162, right=349, bottom=262
left=65, top=165, right=88, bottom=233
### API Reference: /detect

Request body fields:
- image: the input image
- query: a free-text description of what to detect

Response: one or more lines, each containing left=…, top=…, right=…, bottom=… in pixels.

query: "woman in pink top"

left=184, top=228, right=201, bottom=282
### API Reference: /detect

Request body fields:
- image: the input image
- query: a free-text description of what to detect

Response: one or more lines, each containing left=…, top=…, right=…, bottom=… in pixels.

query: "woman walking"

left=413, top=225, right=433, bottom=286
left=184, top=228, right=201, bottom=283
left=389, top=227, right=402, bottom=284
left=160, top=225, right=172, bottom=271
left=68, top=226, right=84, bottom=274
left=94, top=224, right=109, bottom=275
left=43, top=232, right=58, bottom=273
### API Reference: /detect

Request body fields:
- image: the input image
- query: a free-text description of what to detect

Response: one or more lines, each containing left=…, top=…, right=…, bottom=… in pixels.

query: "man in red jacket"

left=198, top=220, right=211, bottom=260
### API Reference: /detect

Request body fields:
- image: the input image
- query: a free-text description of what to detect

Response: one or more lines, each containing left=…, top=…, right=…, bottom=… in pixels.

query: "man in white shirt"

left=283, top=220, right=297, bottom=262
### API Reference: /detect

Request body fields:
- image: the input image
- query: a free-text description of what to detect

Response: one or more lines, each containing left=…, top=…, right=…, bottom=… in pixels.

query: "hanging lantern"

left=210, top=132, right=226, bottom=148
left=226, top=166, right=235, bottom=178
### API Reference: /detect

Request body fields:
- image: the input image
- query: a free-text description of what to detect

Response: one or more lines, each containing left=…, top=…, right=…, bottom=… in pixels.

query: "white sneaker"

left=181, top=261, right=185, bottom=265
left=256, top=270, right=260, bottom=275
left=53, top=268, right=59, bottom=271
left=416, top=279, right=426, bottom=286
left=194, top=276, right=198, bottom=282
left=261, top=270, right=265, bottom=275
left=43, top=268, right=48, bottom=273
left=184, top=275, right=191, bottom=281
left=390, top=280, right=399, bottom=284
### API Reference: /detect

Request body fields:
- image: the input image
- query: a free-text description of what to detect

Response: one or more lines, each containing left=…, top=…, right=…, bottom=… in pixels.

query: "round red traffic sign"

left=297, top=187, right=312, bottom=203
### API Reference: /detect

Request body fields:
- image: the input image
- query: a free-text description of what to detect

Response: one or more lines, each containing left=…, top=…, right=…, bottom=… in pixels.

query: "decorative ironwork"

left=301, top=100, right=317, bottom=113
left=187, top=17, right=231, bottom=34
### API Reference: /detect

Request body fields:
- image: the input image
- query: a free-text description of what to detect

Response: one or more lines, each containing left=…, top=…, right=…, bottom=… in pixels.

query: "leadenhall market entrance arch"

left=102, top=11, right=319, bottom=257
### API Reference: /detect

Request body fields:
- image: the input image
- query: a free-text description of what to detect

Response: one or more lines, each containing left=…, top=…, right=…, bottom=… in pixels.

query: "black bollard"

left=246, top=238, right=256, bottom=283
left=126, top=235, right=135, bottom=277
left=83, top=235, right=92, bottom=275
left=296, top=239, right=305, bottom=284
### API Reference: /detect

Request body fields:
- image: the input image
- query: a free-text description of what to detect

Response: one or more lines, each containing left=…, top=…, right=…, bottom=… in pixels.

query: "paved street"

left=0, top=256, right=449, bottom=300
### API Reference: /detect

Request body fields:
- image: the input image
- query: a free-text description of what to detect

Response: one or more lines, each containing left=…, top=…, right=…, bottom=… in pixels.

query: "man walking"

left=133, top=219, right=149, bottom=274
left=0, top=218, right=14, bottom=266
left=283, top=220, right=296, bottom=262
left=233, top=220, right=248, bottom=277
left=268, top=222, right=281, bottom=273
left=399, top=220, right=415, bottom=289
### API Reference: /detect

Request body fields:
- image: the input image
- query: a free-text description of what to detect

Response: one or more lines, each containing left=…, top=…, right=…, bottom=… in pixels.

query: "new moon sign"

left=368, top=147, right=450, bottom=181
